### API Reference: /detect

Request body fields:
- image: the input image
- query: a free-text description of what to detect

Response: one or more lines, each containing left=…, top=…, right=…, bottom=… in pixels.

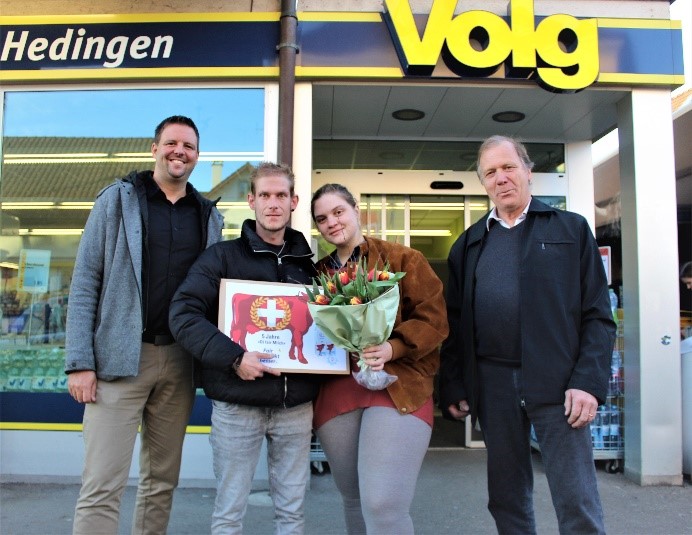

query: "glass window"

left=311, top=193, right=489, bottom=285
left=357, top=194, right=489, bottom=257
left=534, top=196, right=567, bottom=210
left=0, top=88, right=267, bottom=393
left=313, top=140, right=565, bottom=173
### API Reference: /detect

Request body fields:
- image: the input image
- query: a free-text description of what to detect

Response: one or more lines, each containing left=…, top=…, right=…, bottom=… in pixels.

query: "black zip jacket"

left=169, top=219, right=320, bottom=407
left=438, top=198, right=616, bottom=422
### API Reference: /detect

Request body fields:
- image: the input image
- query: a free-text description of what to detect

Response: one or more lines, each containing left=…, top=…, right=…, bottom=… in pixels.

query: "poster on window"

left=599, top=246, right=612, bottom=285
left=218, top=279, right=349, bottom=374
left=18, top=249, right=51, bottom=293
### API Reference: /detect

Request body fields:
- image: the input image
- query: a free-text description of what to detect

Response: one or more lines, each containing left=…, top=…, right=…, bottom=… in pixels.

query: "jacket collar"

left=125, top=170, right=215, bottom=208
left=240, top=219, right=313, bottom=257
left=468, top=197, right=555, bottom=245
left=527, top=197, right=556, bottom=214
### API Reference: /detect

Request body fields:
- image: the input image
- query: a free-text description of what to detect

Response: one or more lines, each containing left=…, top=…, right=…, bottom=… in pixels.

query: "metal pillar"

left=277, top=0, right=298, bottom=167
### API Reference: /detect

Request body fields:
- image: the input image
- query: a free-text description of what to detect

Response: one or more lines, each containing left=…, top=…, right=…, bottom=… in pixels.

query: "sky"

left=3, top=88, right=266, bottom=191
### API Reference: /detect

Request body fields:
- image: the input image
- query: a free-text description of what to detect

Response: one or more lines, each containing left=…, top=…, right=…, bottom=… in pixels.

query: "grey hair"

left=476, top=135, right=534, bottom=180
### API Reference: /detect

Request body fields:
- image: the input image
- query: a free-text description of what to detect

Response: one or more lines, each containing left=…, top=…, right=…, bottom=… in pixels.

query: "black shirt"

left=142, top=176, right=202, bottom=338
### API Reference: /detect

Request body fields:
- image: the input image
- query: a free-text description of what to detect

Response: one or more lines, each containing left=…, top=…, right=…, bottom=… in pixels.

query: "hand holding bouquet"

left=305, top=259, right=405, bottom=390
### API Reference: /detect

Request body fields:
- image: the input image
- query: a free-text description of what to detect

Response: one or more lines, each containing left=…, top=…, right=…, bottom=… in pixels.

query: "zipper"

left=283, top=376, right=288, bottom=407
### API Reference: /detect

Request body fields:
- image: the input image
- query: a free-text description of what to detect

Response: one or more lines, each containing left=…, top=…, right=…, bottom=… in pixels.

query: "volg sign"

left=383, top=0, right=599, bottom=92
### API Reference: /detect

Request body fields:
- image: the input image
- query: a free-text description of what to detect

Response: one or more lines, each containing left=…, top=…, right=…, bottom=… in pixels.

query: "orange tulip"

left=314, top=294, right=331, bottom=305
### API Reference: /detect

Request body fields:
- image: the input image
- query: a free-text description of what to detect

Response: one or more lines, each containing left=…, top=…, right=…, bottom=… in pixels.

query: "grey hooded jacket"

left=64, top=171, right=224, bottom=380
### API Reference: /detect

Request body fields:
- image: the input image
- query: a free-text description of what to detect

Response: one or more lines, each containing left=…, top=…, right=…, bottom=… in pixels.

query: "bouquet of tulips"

left=305, top=258, right=405, bottom=390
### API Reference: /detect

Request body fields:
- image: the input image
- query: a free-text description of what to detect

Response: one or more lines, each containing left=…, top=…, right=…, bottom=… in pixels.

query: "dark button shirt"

left=142, top=177, right=202, bottom=338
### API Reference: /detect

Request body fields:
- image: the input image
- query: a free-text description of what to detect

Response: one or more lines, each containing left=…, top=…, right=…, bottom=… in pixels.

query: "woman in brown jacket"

left=310, top=183, right=448, bottom=534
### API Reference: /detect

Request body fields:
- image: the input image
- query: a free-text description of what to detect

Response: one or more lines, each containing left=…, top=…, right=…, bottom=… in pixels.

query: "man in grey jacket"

left=65, top=115, right=223, bottom=535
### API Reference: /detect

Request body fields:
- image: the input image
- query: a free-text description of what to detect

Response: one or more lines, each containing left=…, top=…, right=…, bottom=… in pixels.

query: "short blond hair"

left=250, top=162, right=295, bottom=194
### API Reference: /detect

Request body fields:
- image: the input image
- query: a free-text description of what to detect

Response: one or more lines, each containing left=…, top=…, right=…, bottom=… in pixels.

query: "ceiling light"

left=0, top=202, right=95, bottom=210
left=386, top=230, right=452, bottom=237
left=492, top=111, right=525, bottom=123
left=3, top=151, right=264, bottom=164
left=392, top=109, right=425, bottom=121
left=5, top=153, right=110, bottom=159
left=310, top=229, right=451, bottom=237
left=216, top=201, right=253, bottom=209
left=1, top=202, right=54, bottom=210
left=18, top=228, right=84, bottom=236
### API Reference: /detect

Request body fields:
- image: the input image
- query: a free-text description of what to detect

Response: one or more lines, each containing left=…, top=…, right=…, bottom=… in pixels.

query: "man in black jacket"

left=169, top=162, right=318, bottom=534
left=439, top=136, right=616, bottom=535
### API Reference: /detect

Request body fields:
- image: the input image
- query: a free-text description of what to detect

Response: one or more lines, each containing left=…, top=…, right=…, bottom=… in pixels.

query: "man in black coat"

left=439, top=136, right=616, bottom=535
left=169, top=162, right=318, bottom=534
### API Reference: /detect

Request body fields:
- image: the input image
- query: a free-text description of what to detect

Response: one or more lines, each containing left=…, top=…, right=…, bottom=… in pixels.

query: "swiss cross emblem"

left=249, top=297, right=292, bottom=331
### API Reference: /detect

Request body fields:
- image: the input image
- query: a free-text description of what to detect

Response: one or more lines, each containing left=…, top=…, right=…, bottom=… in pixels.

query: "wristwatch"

left=232, top=354, right=244, bottom=373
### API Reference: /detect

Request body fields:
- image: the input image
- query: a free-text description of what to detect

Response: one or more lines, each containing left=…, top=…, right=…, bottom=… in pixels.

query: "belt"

left=142, top=333, right=175, bottom=346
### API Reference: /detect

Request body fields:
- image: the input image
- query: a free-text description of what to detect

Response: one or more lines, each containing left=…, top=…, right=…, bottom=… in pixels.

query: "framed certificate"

left=218, top=279, right=349, bottom=374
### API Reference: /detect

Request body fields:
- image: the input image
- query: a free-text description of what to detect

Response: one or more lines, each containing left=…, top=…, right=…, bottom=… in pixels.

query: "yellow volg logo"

left=384, top=0, right=599, bottom=92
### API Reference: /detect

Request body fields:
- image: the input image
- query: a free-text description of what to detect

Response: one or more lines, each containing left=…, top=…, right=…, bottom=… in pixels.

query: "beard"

left=257, top=213, right=290, bottom=234
left=165, top=160, right=190, bottom=180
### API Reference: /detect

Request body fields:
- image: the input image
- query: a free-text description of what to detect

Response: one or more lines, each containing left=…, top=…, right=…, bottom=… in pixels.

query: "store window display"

left=0, top=87, right=266, bottom=396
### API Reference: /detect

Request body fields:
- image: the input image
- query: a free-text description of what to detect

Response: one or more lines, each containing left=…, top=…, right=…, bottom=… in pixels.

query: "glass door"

left=350, top=194, right=488, bottom=293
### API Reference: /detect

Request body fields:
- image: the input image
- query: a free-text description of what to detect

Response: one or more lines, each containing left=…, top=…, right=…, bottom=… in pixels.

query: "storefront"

left=0, top=0, right=686, bottom=485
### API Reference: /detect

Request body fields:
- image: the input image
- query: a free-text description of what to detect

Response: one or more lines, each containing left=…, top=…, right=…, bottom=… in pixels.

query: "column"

left=565, top=140, right=597, bottom=232
left=291, top=82, right=315, bottom=246
left=617, top=88, right=683, bottom=485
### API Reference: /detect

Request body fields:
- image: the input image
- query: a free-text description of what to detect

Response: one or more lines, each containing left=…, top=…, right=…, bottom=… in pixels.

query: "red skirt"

left=313, top=371, right=433, bottom=430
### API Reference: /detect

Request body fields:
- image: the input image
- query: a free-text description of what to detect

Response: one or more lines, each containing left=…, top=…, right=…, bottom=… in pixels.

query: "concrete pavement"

left=1, top=449, right=690, bottom=534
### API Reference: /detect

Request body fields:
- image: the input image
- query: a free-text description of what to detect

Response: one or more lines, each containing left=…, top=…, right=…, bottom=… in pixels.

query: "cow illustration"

left=230, top=293, right=313, bottom=365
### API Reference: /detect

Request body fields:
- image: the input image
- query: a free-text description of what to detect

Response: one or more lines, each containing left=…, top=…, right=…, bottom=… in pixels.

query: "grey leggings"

left=316, top=406, right=432, bottom=535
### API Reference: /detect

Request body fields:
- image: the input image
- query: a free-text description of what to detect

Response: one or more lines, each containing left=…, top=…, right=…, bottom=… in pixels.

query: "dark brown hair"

left=153, top=115, right=200, bottom=148
left=310, top=183, right=358, bottom=221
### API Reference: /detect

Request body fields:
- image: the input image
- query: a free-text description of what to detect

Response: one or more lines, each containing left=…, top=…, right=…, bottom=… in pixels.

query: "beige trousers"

left=73, top=342, right=195, bottom=535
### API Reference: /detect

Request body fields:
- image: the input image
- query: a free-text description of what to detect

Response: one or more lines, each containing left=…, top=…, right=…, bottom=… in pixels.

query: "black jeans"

left=477, top=360, right=605, bottom=535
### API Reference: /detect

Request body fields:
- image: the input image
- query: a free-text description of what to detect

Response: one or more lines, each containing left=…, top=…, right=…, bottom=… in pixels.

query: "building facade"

left=0, top=0, right=686, bottom=485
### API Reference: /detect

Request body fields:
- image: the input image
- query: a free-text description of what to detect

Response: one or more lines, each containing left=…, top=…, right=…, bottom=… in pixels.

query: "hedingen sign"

left=384, top=0, right=599, bottom=92
left=1, top=28, right=174, bottom=68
